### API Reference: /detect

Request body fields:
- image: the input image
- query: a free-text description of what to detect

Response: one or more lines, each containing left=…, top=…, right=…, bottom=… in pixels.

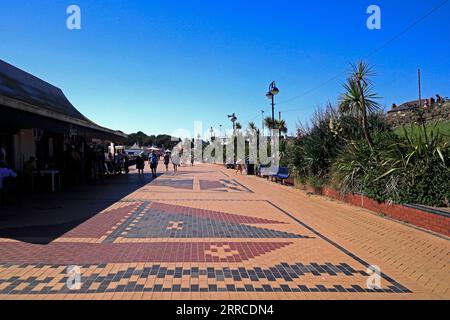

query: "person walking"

left=149, top=151, right=159, bottom=178
left=171, top=150, right=181, bottom=173
left=236, top=159, right=244, bottom=175
left=163, top=151, right=171, bottom=172
left=136, top=154, right=145, bottom=175
left=23, top=156, right=37, bottom=191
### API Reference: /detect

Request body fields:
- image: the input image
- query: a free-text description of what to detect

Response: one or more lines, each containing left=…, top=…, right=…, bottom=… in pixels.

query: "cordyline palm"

left=264, top=117, right=288, bottom=135
left=264, top=117, right=275, bottom=130
left=277, top=119, right=288, bottom=135
left=339, top=61, right=380, bottom=150
left=248, top=122, right=257, bottom=131
left=247, top=121, right=260, bottom=136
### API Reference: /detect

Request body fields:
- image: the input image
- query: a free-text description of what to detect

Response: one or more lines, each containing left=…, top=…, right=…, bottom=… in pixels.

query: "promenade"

left=0, top=164, right=448, bottom=300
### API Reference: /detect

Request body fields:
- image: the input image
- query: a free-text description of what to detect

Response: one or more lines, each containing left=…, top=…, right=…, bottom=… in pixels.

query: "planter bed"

left=295, top=181, right=450, bottom=237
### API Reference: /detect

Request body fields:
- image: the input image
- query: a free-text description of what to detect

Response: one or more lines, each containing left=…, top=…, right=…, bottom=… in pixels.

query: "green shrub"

left=332, top=127, right=450, bottom=207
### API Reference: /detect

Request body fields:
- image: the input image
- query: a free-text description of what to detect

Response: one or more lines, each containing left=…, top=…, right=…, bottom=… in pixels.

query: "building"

left=387, top=96, right=450, bottom=127
left=0, top=59, right=126, bottom=182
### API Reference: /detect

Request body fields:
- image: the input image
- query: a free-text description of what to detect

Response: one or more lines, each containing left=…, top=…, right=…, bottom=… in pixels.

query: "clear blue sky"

left=1, top=0, right=449, bottom=136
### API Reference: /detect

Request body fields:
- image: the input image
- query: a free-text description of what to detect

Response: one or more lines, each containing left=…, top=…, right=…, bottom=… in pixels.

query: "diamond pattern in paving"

left=0, top=164, right=448, bottom=300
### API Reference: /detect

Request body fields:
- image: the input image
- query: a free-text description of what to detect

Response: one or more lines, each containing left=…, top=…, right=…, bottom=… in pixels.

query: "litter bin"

left=246, top=164, right=255, bottom=175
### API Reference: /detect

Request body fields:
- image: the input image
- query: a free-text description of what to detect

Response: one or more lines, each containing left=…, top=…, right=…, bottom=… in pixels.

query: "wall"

left=295, top=182, right=450, bottom=237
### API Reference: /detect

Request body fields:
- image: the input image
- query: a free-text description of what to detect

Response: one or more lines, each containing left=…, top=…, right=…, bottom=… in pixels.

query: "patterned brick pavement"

left=0, top=164, right=448, bottom=300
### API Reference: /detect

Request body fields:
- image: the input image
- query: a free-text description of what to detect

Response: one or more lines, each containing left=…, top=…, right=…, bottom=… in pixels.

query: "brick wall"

left=319, top=186, right=450, bottom=237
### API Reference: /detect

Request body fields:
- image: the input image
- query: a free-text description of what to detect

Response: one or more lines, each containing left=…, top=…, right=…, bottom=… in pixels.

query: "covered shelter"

left=0, top=59, right=127, bottom=185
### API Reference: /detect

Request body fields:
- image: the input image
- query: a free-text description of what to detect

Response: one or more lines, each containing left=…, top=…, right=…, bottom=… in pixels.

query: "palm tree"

left=277, top=119, right=288, bottom=135
left=339, top=61, right=380, bottom=150
left=264, top=117, right=288, bottom=136
left=264, top=117, right=275, bottom=130
left=235, top=122, right=242, bottom=130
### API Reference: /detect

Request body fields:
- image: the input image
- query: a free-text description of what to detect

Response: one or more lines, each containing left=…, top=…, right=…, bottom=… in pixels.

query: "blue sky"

left=1, top=0, right=449, bottom=136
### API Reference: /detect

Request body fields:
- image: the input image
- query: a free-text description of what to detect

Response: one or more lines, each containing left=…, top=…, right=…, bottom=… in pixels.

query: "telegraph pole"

left=418, top=68, right=422, bottom=108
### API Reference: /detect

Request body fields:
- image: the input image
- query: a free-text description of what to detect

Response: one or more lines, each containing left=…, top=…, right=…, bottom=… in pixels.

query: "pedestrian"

left=136, top=154, right=145, bottom=175
left=116, top=150, right=124, bottom=174
left=0, top=161, right=17, bottom=206
left=124, top=153, right=130, bottom=174
left=171, top=150, right=181, bottom=173
left=149, top=151, right=159, bottom=178
left=236, top=159, right=244, bottom=175
left=163, top=151, right=171, bottom=172
left=23, top=156, right=37, bottom=190
left=0, top=145, right=7, bottom=166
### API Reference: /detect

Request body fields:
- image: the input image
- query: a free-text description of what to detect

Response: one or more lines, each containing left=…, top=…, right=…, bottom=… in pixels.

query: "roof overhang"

left=0, top=94, right=127, bottom=139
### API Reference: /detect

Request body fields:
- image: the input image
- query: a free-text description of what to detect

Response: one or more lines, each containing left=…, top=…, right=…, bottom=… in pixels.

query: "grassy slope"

left=394, top=121, right=450, bottom=141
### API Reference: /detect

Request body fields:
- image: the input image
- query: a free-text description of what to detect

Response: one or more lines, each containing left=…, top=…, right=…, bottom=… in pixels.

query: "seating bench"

left=275, top=167, right=290, bottom=183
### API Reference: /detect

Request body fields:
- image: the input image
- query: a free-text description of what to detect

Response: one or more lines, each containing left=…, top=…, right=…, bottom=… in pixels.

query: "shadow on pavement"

left=0, top=172, right=161, bottom=245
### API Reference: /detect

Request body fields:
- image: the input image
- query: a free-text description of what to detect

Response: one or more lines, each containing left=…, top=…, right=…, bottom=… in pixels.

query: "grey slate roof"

left=0, top=59, right=90, bottom=121
left=0, top=59, right=126, bottom=138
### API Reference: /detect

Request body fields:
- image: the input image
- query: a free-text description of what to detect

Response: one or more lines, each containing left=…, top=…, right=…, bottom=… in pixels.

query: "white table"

left=32, top=170, right=61, bottom=192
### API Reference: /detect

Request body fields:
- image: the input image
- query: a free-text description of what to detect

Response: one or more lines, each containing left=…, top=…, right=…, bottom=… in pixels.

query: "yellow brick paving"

left=0, top=164, right=448, bottom=300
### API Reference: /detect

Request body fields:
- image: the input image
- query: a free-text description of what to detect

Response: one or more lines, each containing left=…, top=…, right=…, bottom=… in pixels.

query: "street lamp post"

left=266, top=81, right=280, bottom=132
left=261, top=110, right=265, bottom=136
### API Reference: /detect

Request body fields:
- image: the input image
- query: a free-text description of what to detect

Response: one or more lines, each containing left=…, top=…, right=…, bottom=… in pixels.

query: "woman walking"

left=136, top=154, right=145, bottom=175
left=171, top=150, right=181, bottom=173
left=163, top=151, right=171, bottom=172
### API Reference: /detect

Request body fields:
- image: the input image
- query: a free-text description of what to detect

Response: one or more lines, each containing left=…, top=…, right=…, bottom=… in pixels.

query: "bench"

left=260, top=165, right=279, bottom=180
left=275, top=167, right=290, bottom=184
left=259, top=165, right=271, bottom=177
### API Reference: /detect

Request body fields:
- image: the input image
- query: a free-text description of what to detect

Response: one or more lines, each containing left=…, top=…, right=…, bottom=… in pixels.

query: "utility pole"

left=418, top=68, right=422, bottom=108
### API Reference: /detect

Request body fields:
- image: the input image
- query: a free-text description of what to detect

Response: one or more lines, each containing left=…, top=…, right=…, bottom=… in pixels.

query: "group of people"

left=105, top=149, right=130, bottom=175
left=135, top=150, right=185, bottom=177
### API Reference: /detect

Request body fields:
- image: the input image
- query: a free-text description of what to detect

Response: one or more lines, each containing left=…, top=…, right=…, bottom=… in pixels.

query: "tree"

left=264, top=117, right=274, bottom=131
left=235, top=122, right=242, bottom=130
left=339, top=61, right=380, bottom=150
left=264, top=117, right=288, bottom=135
left=277, top=119, right=288, bottom=135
